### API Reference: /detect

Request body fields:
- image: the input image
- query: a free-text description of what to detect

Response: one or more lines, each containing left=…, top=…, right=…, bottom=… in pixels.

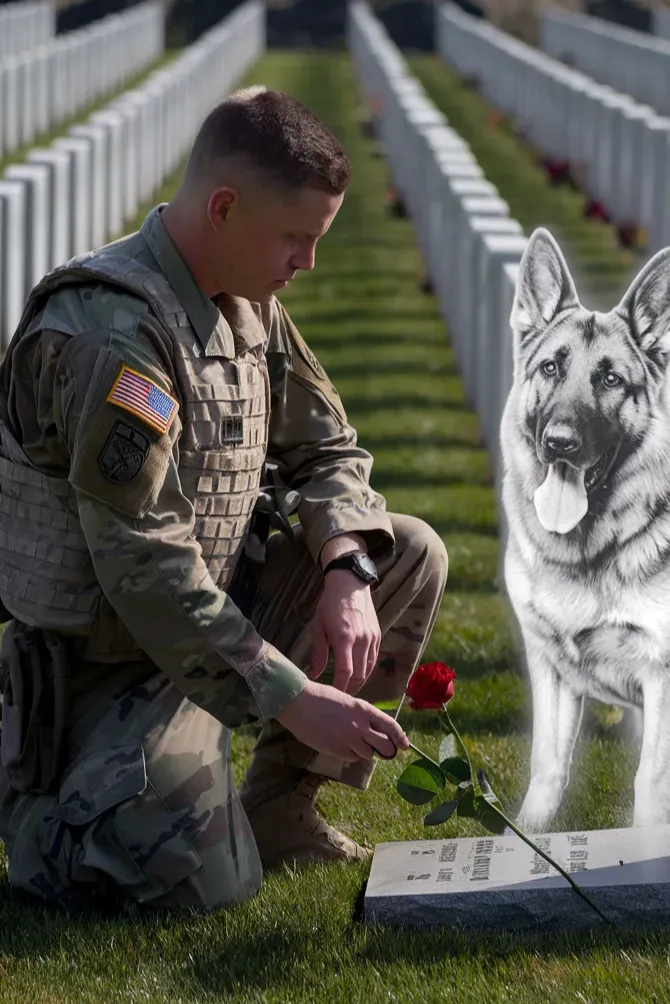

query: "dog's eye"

left=603, top=372, right=623, bottom=388
left=541, top=361, right=557, bottom=376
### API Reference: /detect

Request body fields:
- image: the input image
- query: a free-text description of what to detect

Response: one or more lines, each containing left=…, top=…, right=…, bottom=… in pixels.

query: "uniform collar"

left=141, top=204, right=267, bottom=357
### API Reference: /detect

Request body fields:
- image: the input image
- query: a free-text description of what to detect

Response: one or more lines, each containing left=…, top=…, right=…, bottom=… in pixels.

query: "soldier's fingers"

left=331, top=637, right=354, bottom=693
left=308, top=627, right=330, bottom=680
left=367, top=635, right=380, bottom=673
left=347, top=636, right=371, bottom=694
left=350, top=737, right=377, bottom=761
left=369, top=706, right=410, bottom=749
left=364, top=730, right=398, bottom=759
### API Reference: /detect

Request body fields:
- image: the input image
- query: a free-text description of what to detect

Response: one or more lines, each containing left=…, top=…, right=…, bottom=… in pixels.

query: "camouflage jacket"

left=0, top=205, right=395, bottom=726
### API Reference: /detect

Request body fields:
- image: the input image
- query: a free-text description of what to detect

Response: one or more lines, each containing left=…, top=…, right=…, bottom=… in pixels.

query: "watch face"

left=355, top=553, right=379, bottom=581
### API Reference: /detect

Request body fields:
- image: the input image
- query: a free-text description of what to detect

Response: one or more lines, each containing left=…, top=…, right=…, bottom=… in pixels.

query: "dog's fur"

left=501, top=227, right=670, bottom=832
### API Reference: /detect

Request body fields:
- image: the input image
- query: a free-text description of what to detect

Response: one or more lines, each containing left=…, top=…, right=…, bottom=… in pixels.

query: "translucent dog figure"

left=501, top=227, right=670, bottom=832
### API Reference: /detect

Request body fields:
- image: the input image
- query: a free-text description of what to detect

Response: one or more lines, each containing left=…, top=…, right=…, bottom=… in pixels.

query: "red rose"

left=406, top=662, right=456, bottom=710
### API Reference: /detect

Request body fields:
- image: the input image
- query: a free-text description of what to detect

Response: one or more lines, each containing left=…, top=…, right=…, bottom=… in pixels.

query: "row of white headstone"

left=436, top=2, right=670, bottom=255
left=347, top=0, right=526, bottom=511
left=0, top=0, right=266, bottom=351
left=0, top=0, right=166, bottom=162
left=0, top=2, right=54, bottom=64
left=539, top=6, right=670, bottom=116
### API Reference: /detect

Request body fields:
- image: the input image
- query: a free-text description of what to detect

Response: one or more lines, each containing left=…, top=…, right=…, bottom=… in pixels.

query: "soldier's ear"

left=617, top=246, right=670, bottom=368
left=510, top=227, right=580, bottom=344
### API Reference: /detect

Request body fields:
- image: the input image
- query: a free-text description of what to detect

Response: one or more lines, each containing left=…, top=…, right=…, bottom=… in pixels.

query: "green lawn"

left=0, top=49, right=666, bottom=1004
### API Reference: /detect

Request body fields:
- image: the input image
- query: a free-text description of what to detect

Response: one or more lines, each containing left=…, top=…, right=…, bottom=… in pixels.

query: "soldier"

left=0, top=85, right=448, bottom=912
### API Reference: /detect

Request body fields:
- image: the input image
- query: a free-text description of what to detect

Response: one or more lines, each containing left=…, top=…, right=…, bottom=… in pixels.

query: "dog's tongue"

left=533, top=463, right=588, bottom=534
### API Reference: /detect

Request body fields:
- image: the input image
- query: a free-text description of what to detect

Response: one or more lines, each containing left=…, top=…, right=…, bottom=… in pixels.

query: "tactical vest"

left=0, top=227, right=271, bottom=661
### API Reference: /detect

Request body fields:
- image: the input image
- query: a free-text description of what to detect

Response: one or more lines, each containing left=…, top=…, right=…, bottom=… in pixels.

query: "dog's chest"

left=507, top=557, right=670, bottom=694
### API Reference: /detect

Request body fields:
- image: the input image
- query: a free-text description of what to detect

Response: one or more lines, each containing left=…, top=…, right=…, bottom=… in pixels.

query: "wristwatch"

left=322, top=551, right=380, bottom=586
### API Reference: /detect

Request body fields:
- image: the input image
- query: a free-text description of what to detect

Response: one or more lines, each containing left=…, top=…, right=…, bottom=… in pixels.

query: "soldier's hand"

left=274, top=680, right=410, bottom=762
left=309, top=570, right=381, bottom=694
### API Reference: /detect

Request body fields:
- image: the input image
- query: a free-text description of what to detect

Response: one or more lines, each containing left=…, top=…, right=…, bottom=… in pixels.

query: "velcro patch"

left=107, top=364, right=178, bottom=436
left=98, top=422, right=151, bottom=484
left=222, top=415, right=244, bottom=445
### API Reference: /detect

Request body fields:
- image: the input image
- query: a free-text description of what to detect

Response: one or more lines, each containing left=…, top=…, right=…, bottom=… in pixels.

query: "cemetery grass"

left=406, top=54, right=643, bottom=313
left=0, top=50, right=666, bottom=1004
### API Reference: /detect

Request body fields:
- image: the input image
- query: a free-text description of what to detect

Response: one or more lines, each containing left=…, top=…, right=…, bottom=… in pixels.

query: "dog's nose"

left=543, top=432, right=581, bottom=461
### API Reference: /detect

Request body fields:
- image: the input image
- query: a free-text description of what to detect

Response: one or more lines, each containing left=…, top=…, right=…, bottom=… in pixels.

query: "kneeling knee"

left=401, top=515, right=449, bottom=582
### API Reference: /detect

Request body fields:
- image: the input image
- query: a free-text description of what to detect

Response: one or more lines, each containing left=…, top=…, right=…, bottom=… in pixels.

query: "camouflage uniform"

left=0, top=205, right=448, bottom=911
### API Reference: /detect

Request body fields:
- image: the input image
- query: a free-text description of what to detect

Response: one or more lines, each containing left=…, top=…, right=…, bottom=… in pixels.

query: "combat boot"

left=238, top=760, right=373, bottom=869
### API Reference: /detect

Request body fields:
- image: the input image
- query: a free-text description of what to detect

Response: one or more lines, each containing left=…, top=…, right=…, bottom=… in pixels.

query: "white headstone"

left=69, top=125, right=108, bottom=248
left=34, top=45, right=51, bottom=138
left=91, top=111, right=125, bottom=241
left=3, top=60, right=21, bottom=156
left=364, top=825, right=670, bottom=932
left=458, top=219, right=523, bottom=384
left=613, top=104, right=654, bottom=225
left=18, top=53, right=36, bottom=150
left=475, top=234, right=528, bottom=440
left=113, top=98, right=141, bottom=225
left=4, top=164, right=51, bottom=293
left=52, top=137, right=92, bottom=256
left=0, top=181, right=27, bottom=351
left=495, top=260, right=520, bottom=583
left=27, top=148, right=72, bottom=269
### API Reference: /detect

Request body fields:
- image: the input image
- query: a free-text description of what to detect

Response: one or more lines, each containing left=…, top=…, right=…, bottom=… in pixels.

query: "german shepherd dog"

left=501, top=227, right=670, bottom=832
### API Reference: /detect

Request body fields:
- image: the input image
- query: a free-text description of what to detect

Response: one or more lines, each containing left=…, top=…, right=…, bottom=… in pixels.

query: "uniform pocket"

left=51, top=742, right=148, bottom=826
left=50, top=742, right=202, bottom=903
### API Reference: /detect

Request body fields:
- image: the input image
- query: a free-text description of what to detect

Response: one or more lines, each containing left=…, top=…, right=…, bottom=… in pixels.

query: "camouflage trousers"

left=0, top=512, right=447, bottom=913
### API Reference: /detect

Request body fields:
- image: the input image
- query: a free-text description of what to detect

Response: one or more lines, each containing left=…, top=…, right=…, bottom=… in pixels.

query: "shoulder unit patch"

left=98, top=421, right=151, bottom=484
left=107, top=364, right=178, bottom=436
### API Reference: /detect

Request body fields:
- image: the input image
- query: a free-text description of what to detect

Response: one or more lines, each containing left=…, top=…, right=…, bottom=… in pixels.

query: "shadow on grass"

left=342, top=396, right=468, bottom=414
left=347, top=910, right=670, bottom=964
left=299, top=265, right=421, bottom=281
left=2, top=881, right=666, bottom=998
left=370, top=472, right=492, bottom=490
left=185, top=914, right=670, bottom=997
left=415, top=519, right=498, bottom=538
left=322, top=361, right=458, bottom=379
left=357, top=435, right=483, bottom=451
left=284, top=306, right=442, bottom=326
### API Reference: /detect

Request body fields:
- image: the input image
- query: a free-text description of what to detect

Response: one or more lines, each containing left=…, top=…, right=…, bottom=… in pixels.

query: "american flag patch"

left=106, top=364, right=178, bottom=436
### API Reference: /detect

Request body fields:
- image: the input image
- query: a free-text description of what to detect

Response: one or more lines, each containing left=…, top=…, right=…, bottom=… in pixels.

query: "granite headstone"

left=364, top=825, right=670, bottom=932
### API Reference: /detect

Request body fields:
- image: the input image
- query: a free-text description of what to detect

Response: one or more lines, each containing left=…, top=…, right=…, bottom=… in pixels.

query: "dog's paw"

left=513, top=811, right=553, bottom=836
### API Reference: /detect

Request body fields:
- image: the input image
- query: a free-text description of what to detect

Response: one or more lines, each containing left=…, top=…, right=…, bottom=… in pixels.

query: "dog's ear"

left=510, top=228, right=579, bottom=343
left=617, top=248, right=670, bottom=364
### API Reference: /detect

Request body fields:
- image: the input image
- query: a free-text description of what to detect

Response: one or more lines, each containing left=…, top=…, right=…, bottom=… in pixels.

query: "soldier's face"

left=217, top=185, right=344, bottom=302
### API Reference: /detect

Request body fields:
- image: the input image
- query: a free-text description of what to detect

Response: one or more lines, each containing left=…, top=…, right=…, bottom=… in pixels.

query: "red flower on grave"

left=584, top=199, right=609, bottom=222
left=406, top=662, right=456, bottom=710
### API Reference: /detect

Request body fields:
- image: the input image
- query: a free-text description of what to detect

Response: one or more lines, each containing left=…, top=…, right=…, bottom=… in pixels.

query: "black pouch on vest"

left=0, top=621, right=71, bottom=795
left=245, top=462, right=301, bottom=565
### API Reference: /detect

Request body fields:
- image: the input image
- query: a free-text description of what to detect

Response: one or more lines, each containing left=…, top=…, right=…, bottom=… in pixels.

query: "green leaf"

left=456, top=787, right=480, bottom=819
left=397, top=783, right=437, bottom=806
left=396, top=758, right=446, bottom=805
left=476, top=804, right=508, bottom=835
left=424, top=800, right=458, bottom=826
left=437, top=734, right=471, bottom=784
left=440, top=757, right=471, bottom=785
left=438, top=734, right=460, bottom=762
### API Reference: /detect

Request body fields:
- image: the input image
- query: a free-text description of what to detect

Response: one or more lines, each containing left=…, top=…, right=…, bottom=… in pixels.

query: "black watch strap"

left=322, top=551, right=379, bottom=585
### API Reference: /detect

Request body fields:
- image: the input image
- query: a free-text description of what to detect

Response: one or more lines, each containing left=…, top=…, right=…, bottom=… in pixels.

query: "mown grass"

left=0, top=49, right=664, bottom=1004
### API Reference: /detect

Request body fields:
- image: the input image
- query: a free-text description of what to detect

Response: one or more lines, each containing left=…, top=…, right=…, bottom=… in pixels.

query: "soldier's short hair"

left=183, top=85, right=351, bottom=196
